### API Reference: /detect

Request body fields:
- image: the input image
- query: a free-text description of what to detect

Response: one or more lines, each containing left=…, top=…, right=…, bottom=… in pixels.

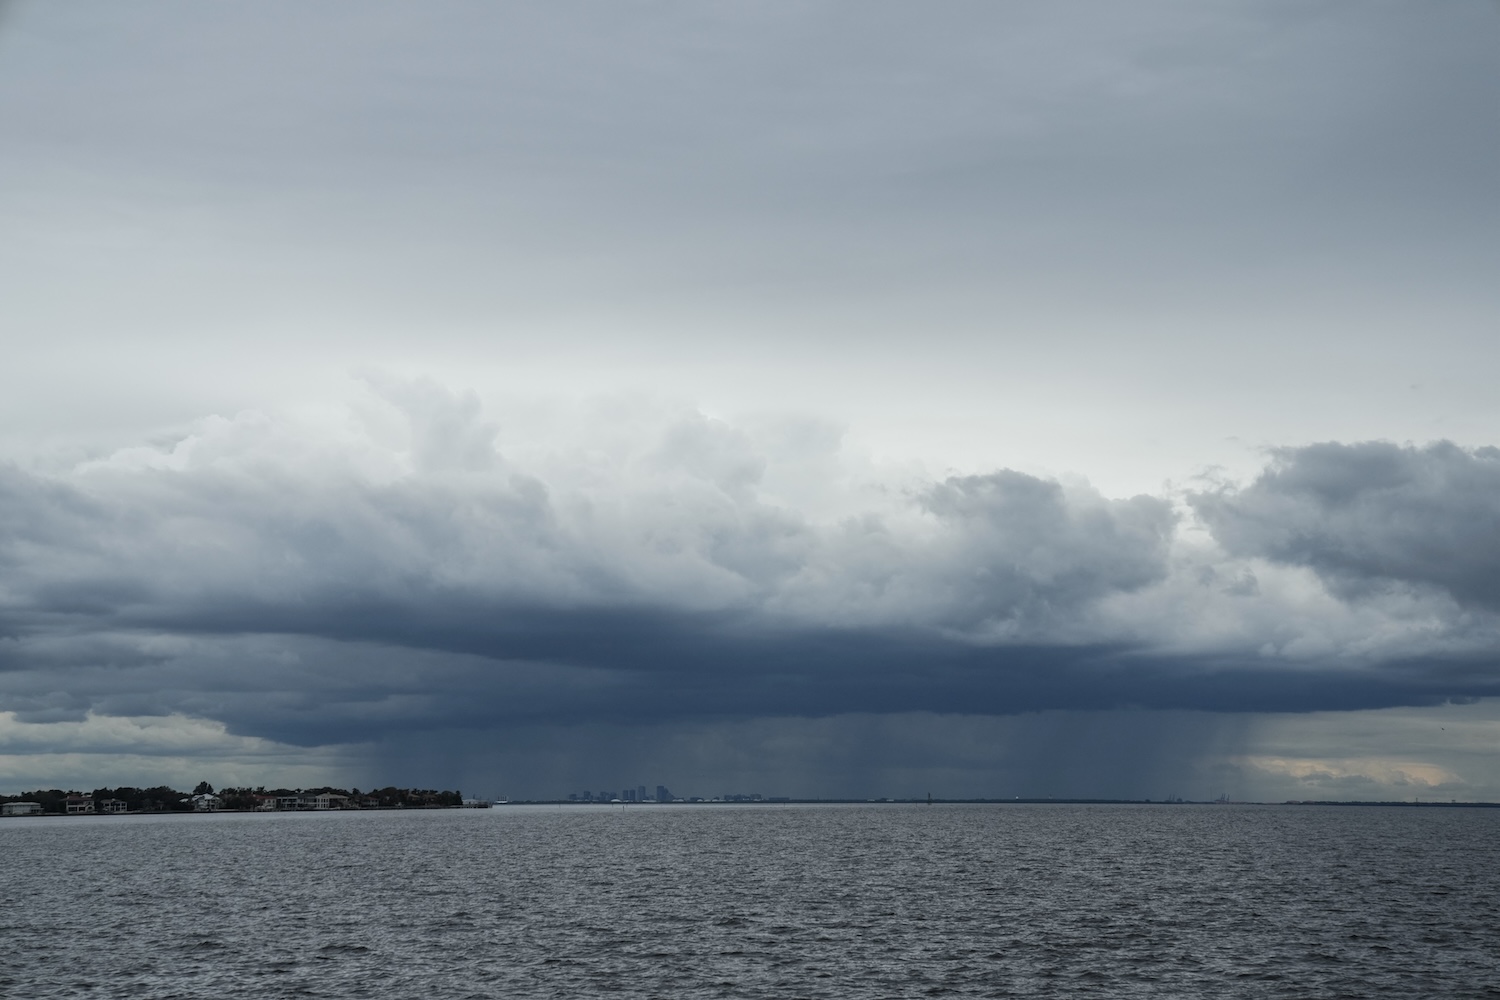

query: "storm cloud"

left=0, top=389, right=1178, bottom=730
left=1195, top=441, right=1500, bottom=610
left=3, top=386, right=1499, bottom=776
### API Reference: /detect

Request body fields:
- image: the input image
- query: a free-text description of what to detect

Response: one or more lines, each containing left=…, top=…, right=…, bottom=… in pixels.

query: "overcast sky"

left=2, top=1, right=1498, bottom=801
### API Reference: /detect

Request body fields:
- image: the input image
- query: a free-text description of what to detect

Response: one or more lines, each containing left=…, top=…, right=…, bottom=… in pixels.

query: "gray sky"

left=2, top=1, right=1498, bottom=800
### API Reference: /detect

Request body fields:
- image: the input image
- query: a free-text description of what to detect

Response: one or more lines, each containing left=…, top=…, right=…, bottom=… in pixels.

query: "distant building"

left=637, top=785, right=647, bottom=802
left=268, top=793, right=346, bottom=811
left=99, top=799, right=129, bottom=815
left=656, top=785, right=671, bottom=803
left=65, top=795, right=95, bottom=815
left=193, top=793, right=221, bottom=812
left=622, top=789, right=636, bottom=802
left=2, top=802, right=43, bottom=817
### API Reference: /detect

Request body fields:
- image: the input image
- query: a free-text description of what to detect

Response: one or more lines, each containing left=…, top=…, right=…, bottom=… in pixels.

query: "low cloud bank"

left=3, top=384, right=1498, bottom=764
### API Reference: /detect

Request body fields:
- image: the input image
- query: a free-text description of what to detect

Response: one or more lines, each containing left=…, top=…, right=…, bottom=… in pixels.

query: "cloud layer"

left=4, top=384, right=1498, bottom=790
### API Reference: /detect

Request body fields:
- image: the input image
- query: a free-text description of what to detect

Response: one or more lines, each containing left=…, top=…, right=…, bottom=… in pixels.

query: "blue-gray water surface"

left=2, top=804, right=1497, bottom=998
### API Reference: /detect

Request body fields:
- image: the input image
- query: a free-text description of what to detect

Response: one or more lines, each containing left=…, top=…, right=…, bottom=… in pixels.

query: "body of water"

left=2, top=803, right=1497, bottom=998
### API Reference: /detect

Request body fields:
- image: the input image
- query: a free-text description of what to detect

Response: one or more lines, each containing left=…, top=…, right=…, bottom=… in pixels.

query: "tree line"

left=1, top=784, right=465, bottom=813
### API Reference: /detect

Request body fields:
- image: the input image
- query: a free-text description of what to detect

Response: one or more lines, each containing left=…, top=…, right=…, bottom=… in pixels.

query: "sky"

left=2, top=1, right=1498, bottom=801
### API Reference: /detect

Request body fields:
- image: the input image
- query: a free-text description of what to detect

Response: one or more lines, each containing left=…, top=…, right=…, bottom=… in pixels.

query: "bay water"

left=3, top=803, right=1497, bottom=998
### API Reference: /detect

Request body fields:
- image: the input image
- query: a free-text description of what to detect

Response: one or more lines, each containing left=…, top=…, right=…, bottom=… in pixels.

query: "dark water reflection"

left=3, top=804, right=1497, bottom=998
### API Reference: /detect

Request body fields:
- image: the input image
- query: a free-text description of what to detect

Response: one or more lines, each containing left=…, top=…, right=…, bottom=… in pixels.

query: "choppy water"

left=2, top=803, right=1497, bottom=998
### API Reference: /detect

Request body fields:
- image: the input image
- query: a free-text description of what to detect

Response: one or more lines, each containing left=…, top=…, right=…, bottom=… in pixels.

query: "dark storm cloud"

left=919, top=473, right=1171, bottom=625
left=0, top=398, right=1170, bottom=747
left=5, top=402, right=1500, bottom=756
left=1194, top=441, right=1500, bottom=609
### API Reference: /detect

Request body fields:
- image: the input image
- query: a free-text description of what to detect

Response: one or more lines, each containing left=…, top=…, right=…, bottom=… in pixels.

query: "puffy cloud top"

left=1195, top=441, right=1500, bottom=610
left=3, top=390, right=1499, bottom=756
left=2, top=386, right=1172, bottom=647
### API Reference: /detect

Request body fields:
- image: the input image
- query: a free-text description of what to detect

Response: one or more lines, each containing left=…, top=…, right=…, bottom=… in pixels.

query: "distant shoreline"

left=8, top=797, right=1499, bottom=818
left=501, top=797, right=1500, bottom=808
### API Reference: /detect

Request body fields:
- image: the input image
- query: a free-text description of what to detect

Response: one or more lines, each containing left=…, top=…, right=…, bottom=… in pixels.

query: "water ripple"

left=3, top=804, right=1498, bottom=998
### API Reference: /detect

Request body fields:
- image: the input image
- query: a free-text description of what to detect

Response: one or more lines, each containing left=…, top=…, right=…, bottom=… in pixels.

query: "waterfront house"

left=2, top=802, right=43, bottom=817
